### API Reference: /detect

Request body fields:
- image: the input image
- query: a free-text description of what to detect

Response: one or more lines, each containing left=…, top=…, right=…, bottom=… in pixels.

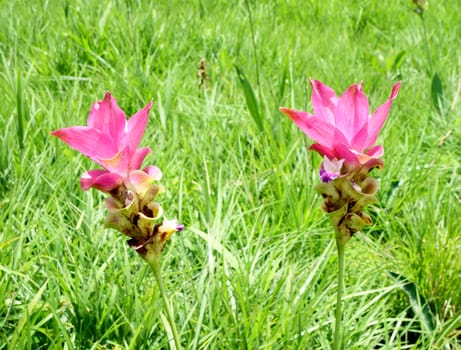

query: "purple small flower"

left=319, top=157, right=344, bottom=183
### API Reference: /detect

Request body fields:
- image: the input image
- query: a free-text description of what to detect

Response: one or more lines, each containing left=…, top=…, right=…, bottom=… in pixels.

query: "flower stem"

left=147, top=256, right=182, bottom=350
left=333, top=240, right=345, bottom=350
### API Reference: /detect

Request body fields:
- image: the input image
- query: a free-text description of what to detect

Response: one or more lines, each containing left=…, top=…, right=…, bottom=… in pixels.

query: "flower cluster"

left=51, top=93, right=182, bottom=259
left=281, top=80, right=400, bottom=245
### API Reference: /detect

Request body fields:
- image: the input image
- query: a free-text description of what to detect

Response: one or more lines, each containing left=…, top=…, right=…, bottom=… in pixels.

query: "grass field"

left=0, top=0, right=460, bottom=349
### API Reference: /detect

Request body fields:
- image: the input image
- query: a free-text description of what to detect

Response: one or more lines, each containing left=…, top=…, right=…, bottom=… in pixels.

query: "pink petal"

left=334, top=144, right=360, bottom=164
left=349, top=123, right=369, bottom=152
left=124, top=101, right=153, bottom=151
left=334, top=143, right=368, bottom=165
left=322, top=156, right=344, bottom=174
left=51, top=126, right=117, bottom=159
left=365, top=145, right=384, bottom=159
left=280, top=107, right=347, bottom=148
left=334, top=83, right=370, bottom=141
left=144, top=165, right=162, bottom=181
left=308, top=143, right=336, bottom=159
left=96, top=150, right=128, bottom=175
left=307, top=117, right=349, bottom=148
left=126, top=169, right=155, bottom=195
left=361, top=157, right=384, bottom=172
left=129, top=147, right=152, bottom=170
left=80, top=169, right=123, bottom=191
left=310, top=80, right=339, bottom=124
left=87, top=92, right=127, bottom=147
left=280, top=107, right=313, bottom=133
left=365, top=82, right=401, bottom=146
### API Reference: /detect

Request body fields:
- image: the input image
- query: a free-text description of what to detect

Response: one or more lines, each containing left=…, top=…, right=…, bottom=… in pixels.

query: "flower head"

left=280, top=80, right=400, bottom=167
left=51, top=93, right=183, bottom=261
left=51, top=92, right=153, bottom=191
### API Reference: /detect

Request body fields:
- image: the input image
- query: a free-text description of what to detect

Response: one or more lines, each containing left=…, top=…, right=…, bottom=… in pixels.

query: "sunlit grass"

left=0, top=0, right=460, bottom=348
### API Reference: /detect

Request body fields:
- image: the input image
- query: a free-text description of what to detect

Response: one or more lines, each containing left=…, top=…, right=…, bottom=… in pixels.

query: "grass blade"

left=16, top=66, right=25, bottom=150
left=388, top=271, right=436, bottom=333
left=8, top=281, right=48, bottom=350
left=431, top=72, right=443, bottom=114
left=234, top=64, right=264, bottom=132
left=190, top=227, right=238, bottom=269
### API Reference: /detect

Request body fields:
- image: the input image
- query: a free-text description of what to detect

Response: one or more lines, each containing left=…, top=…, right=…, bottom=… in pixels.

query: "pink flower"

left=280, top=80, right=400, bottom=166
left=51, top=92, right=153, bottom=191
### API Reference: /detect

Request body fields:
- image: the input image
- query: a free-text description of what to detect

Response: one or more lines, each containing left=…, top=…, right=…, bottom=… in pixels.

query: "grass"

left=0, top=0, right=460, bottom=348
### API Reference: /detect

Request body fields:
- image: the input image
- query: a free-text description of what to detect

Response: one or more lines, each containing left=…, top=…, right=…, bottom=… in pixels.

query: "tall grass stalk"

left=146, top=256, right=182, bottom=350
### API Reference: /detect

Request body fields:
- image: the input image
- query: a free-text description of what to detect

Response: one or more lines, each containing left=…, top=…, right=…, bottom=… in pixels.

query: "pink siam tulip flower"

left=280, top=80, right=401, bottom=350
left=51, top=92, right=153, bottom=191
left=52, top=93, right=183, bottom=346
left=280, top=80, right=400, bottom=167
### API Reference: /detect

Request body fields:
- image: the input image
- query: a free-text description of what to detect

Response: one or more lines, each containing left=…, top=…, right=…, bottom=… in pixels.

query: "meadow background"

left=0, top=0, right=460, bottom=348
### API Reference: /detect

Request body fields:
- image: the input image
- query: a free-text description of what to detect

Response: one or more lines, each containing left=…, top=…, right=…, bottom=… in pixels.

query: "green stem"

left=333, top=240, right=345, bottom=350
left=147, top=256, right=182, bottom=350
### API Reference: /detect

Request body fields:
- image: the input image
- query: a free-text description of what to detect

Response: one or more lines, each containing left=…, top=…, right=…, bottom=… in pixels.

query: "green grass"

left=1, top=0, right=460, bottom=348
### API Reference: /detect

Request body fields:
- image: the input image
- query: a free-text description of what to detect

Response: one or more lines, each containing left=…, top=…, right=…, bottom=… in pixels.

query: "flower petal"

left=308, top=143, right=336, bottom=159
left=87, top=92, right=127, bottom=147
left=96, top=150, right=129, bottom=175
left=130, top=147, right=152, bottom=170
left=124, top=101, right=153, bottom=151
left=365, top=145, right=384, bottom=159
left=80, top=169, right=123, bottom=191
left=126, top=169, right=155, bottom=195
left=322, top=156, right=344, bottom=174
left=334, top=143, right=373, bottom=165
left=334, top=83, right=370, bottom=142
left=105, top=197, right=123, bottom=210
left=51, top=126, right=117, bottom=159
left=158, top=219, right=184, bottom=234
left=310, top=80, right=339, bottom=124
left=144, top=165, right=162, bottom=181
left=365, top=82, right=401, bottom=146
left=280, top=107, right=347, bottom=147
left=280, top=107, right=313, bottom=134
